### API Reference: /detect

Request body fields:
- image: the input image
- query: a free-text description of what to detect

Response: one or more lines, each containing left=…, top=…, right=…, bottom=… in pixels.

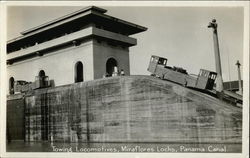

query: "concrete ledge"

left=7, top=93, right=24, bottom=101
left=7, top=27, right=93, bottom=61
left=7, top=27, right=137, bottom=62
left=92, top=27, right=137, bottom=45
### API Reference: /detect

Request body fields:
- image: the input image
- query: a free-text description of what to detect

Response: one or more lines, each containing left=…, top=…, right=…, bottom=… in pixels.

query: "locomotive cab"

left=148, top=55, right=168, bottom=74
left=196, top=69, right=217, bottom=90
left=147, top=55, right=217, bottom=91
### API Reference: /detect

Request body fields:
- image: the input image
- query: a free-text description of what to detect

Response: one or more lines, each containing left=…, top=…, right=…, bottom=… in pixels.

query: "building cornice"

left=7, top=6, right=147, bottom=47
left=20, top=6, right=107, bottom=36
left=7, top=27, right=137, bottom=65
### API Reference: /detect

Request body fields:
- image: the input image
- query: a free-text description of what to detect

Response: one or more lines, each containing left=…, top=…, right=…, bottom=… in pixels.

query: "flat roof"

left=20, top=6, right=107, bottom=36
left=7, top=6, right=147, bottom=46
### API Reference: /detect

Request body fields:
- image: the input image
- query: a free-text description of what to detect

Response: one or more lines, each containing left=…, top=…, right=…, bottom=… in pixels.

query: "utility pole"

left=208, top=19, right=224, bottom=92
left=236, top=60, right=243, bottom=95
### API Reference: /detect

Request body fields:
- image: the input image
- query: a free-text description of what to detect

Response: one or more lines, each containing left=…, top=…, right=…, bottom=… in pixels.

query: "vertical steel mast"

left=236, top=60, right=243, bottom=95
left=208, top=19, right=224, bottom=92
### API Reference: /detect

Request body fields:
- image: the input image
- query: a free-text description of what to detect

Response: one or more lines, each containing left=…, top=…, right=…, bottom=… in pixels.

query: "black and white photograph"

left=0, top=1, right=249, bottom=158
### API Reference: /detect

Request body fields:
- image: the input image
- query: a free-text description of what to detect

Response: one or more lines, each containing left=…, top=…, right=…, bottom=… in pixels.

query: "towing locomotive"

left=148, top=55, right=217, bottom=91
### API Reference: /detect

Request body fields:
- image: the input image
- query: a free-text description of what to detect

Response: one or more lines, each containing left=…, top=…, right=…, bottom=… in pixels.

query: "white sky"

left=7, top=5, right=244, bottom=82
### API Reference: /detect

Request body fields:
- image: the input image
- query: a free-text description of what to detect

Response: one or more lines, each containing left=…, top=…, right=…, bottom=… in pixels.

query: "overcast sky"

left=7, top=5, right=244, bottom=82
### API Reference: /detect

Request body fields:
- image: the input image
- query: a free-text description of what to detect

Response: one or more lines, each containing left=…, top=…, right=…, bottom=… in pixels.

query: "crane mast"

left=208, top=19, right=224, bottom=93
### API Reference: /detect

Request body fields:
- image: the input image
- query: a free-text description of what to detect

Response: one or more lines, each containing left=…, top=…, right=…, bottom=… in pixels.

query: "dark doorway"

left=9, top=77, right=15, bottom=95
left=39, top=70, right=46, bottom=77
left=106, top=58, right=118, bottom=76
left=38, top=70, right=47, bottom=86
left=75, top=61, right=83, bottom=83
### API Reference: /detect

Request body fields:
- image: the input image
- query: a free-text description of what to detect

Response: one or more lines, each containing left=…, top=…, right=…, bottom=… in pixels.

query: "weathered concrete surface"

left=23, top=75, right=242, bottom=143
left=7, top=96, right=25, bottom=141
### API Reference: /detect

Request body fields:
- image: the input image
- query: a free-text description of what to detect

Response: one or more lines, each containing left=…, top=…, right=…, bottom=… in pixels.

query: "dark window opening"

left=158, top=58, right=167, bottom=66
left=39, top=70, right=46, bottom=77
left=9, top=77, right=15, bottom=95
left=106, top=58, right=118, bottom=77
left=75, top=62, right=83, bottom=83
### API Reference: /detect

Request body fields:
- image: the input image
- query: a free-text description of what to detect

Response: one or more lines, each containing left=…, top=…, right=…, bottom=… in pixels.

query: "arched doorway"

left=38, top=70, right=47, bottom=87
left=75, top=61, right=83, bottom=83
left=39, top=70, right=46, bottom=77
left=106, top=58, right=118, bottom=76
left=9, top=77, right=15, bottom=95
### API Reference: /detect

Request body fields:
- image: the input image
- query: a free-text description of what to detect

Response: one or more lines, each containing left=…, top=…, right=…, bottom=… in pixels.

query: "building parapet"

left=7, top=6, right=147, bottom=54
left=20, top=6, right=107, bottom=36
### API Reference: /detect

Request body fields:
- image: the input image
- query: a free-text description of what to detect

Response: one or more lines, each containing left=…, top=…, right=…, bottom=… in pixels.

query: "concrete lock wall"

left=7, top=40, right=94, bottom=90
left=24, top=75, right=242, bottom=143
left=7, top=98, right=25, bottom=141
